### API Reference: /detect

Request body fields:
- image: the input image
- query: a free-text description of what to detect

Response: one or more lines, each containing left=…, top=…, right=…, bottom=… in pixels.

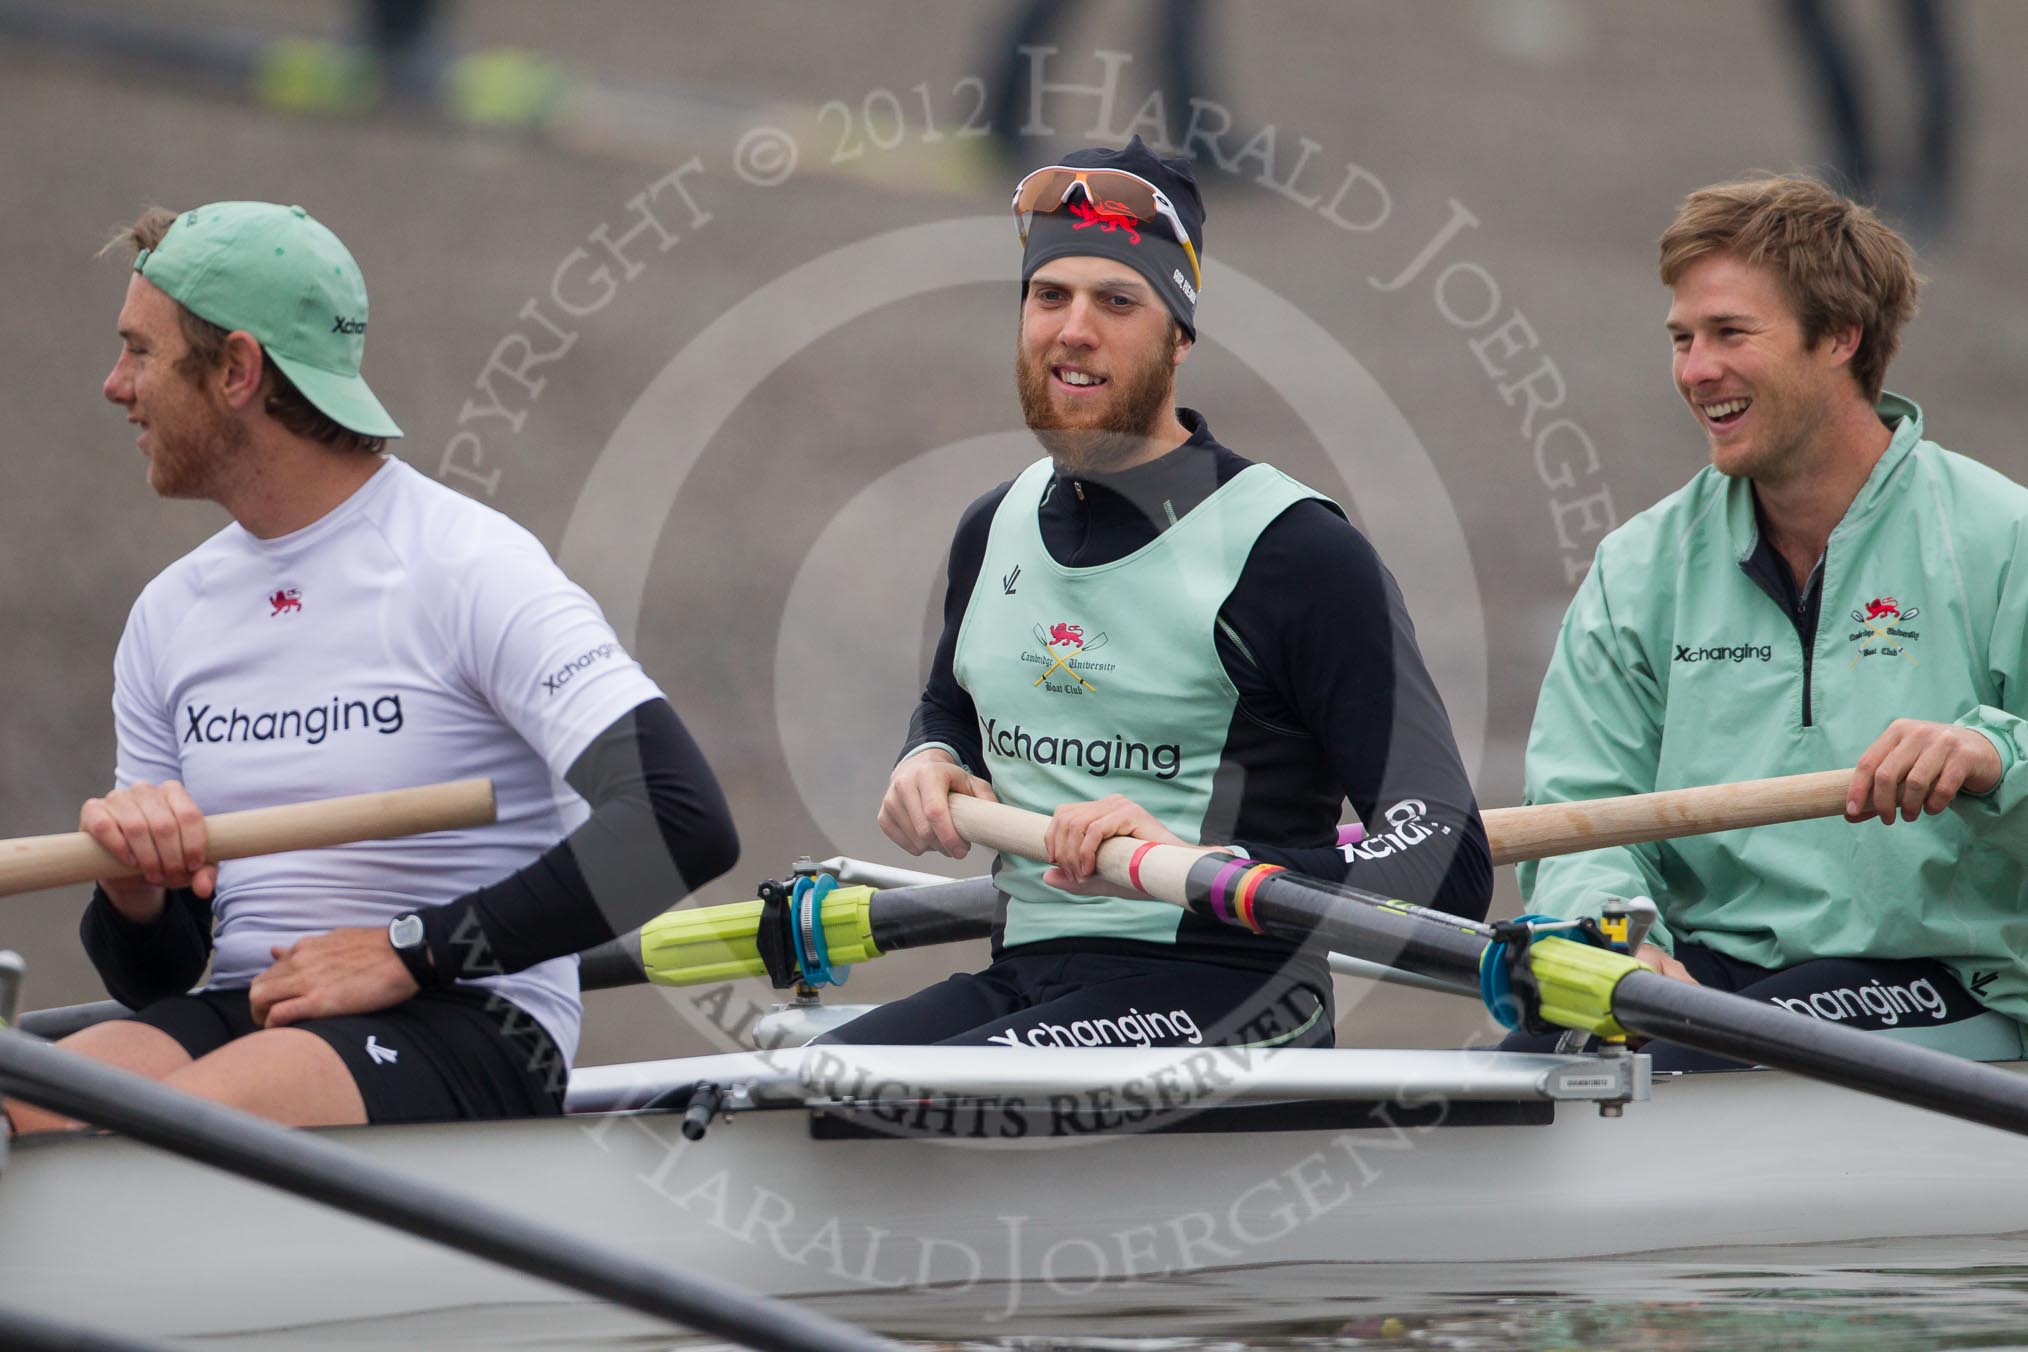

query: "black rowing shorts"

left=815, top=948, right=1334, bottom=1050
left=123, top=987, right=566, bottom=1124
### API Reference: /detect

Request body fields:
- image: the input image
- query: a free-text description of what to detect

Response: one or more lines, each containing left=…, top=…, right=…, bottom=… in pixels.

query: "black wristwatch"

left=388, top=912, right=439, bottom=989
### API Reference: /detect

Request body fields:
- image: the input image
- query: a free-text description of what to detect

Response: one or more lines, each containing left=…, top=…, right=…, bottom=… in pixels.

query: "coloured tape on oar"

left=1204, top=859, right=1285, bottom=934
left=1128, top=841, right=1160, bottom=893
left=791, top=873, right=847, bottom=987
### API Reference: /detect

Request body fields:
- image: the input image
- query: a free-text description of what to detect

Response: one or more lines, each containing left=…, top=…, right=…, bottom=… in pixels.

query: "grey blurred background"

left=2, top=0, right=2022, bottom=1065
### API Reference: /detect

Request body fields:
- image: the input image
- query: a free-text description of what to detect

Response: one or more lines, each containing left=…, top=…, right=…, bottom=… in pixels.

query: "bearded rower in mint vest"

left=828, top=139, right=1492, bottom=1052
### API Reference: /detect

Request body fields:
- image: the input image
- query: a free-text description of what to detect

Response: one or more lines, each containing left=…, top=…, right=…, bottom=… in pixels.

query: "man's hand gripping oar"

left=877, top=749, right=999, bottom=860
left=1, top=780, right=499, bottom=1031
left=1, top=779, right=497, bottom=898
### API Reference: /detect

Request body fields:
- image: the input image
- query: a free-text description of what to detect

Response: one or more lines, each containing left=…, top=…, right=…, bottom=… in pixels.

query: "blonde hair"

left=1658, top=175, right=1919, bottom=403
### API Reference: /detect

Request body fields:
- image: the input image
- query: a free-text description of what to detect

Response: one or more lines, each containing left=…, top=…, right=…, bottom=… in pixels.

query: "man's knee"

left=8, top=1020, right=194, bottom=1135
left=164, top=1028, right=367, bottom=1127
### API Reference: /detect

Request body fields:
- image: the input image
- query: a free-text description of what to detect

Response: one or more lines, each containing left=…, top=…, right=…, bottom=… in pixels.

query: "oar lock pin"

left=1596, top=896, right=1659, bottom=955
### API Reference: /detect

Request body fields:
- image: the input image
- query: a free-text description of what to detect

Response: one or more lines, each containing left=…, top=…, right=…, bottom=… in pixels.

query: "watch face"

left=390, top=914, right=424, bottom=949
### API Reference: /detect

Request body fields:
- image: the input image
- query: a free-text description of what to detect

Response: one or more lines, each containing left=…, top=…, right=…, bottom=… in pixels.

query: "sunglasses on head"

left=1011, top=165, right=1203, bottom=293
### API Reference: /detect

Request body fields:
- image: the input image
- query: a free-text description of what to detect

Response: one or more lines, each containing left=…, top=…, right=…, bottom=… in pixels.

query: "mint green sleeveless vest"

left=954, top=456, right=1328, bottom=947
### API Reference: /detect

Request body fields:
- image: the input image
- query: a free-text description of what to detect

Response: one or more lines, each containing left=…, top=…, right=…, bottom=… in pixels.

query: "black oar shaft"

left=1178, top=855, right=2028, bottom=1140
left=866, top=875, right=996, bottom=951
left=16, top=999, right=132, bottom=1041
left=1189, top=856, right=1490, bottom=993
left=1611, top=971, right=2028, bottom=1136
left=578, top=933, right=647, bottom=990
left=852, top=795, right=2028, bottom=1154
left=947, top=796, right=2028, bottom=1141
left=0, top=1031, right=901, bottom=1352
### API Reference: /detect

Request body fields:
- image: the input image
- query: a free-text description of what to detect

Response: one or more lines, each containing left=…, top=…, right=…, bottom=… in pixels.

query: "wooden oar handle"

left=0, top=779, right=498, bottom=898
left=1483, top=768, right=1853, bottom=865
left=951, top=766, right=1857, bottom=882
left=946, top=795, right=1204, bottom=905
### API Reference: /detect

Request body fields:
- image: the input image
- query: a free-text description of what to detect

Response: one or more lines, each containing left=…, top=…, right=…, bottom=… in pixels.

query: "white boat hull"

left=3, top=1052, right=2027, bottom=1341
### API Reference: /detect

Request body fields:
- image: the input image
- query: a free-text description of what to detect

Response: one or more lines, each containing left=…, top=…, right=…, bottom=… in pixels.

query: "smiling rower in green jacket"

left=1515, top=175, right=2028, bottom=1070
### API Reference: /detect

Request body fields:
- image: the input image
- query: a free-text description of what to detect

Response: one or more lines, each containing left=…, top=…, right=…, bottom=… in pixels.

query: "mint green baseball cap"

left=134, top=201, right=402, bottom=438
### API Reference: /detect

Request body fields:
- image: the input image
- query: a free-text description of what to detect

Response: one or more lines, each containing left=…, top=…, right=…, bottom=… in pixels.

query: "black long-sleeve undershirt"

left=81, top=697, right=738, bottom=1001
left=79, top=883, right=213, bottom=1009
left=419, top=697, right=739, bottom=980
left=904, top=410, right=1491, bottom=922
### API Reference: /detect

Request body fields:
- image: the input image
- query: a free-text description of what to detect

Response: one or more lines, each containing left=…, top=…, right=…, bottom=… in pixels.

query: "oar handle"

left=946, top=795, right=1206, bottom=904
left=1483, top=767, right=1853, bottom=865
left=0, top=779, right=498, bottom=898
left=953, top=767, right=1858, bottom=882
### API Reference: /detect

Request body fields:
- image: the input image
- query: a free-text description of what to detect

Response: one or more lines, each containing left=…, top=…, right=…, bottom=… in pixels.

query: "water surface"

left=209, top=1236, right=2028, bottom=1350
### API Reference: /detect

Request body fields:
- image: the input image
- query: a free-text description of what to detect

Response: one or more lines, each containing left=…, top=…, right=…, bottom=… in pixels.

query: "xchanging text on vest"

left=981, top=716, right=1181, bottom=780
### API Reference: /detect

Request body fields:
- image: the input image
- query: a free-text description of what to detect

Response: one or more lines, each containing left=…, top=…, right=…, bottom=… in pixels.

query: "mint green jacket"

left=1522, top=395, right=2028, bottom=1021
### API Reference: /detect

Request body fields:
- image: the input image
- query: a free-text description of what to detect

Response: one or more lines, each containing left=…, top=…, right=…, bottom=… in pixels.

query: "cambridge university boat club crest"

left=1848, top=595, right=1921, bottom=666
left=1025, top=621, right=1115, bottom=695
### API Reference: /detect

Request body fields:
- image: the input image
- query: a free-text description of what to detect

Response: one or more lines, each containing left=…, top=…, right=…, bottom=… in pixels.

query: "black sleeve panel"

left=80, top=885, right=213, bottom=1008
left=419, top=698, right=739, bottom=979
left=1219, top=502, right=1493, bottom=921
left=900, top=481, right=1014, bottom=774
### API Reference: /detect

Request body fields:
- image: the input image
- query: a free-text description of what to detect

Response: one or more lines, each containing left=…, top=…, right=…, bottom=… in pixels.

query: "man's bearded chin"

left=1016, top=340, right=1178, bottom=474
left=152, top=386, right=249, bottom=501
